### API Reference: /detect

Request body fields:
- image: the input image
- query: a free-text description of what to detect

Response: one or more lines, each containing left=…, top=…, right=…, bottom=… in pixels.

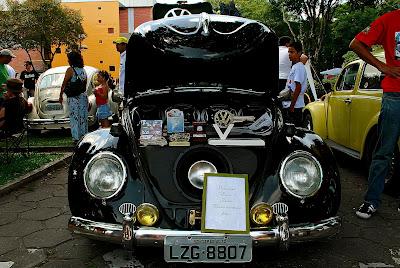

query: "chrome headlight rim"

left=279, top=150, right=323, bottom=199
left=83, top=151, right=127, bottom=200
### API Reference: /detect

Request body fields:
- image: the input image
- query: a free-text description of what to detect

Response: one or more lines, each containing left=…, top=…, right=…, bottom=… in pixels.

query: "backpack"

left=64, top=68, right=85, bottom=97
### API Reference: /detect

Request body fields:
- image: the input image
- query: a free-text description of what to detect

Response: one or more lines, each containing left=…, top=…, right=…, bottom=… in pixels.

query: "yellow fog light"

left=136, top=203, right=159, bottom=226
left=250, top=203, right=273, bottom=226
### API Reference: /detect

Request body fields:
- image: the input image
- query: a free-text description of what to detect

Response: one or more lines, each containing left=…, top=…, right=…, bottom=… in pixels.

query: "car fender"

left=253, top=129, right=340, bottom=222
left=26, top=97, right=40, bottom=119
left=360, top=113, right=380, bottom=158
left=68, top=129, right=144, bottom=223
left=108, top=90, right=119, bottom=115
left=303, top=99, right=327, bottom=138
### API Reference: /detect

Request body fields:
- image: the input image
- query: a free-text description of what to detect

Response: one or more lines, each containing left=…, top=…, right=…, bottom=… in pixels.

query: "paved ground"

left=0, top=155, right=400, bottom=268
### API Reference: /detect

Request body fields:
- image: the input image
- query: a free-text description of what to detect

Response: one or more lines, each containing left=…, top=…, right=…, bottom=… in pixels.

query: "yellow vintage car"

left=303, top=52, right=399, bottom=188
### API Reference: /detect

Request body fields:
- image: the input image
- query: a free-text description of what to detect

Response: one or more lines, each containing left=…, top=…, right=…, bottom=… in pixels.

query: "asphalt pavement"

left=0, top=154, right=400, bottom=268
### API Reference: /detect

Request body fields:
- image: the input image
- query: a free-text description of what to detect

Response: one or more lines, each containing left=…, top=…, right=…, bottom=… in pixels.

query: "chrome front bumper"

left=25, top=118, right=70, bottom=130
left=68, top=216, right=341, bottom=248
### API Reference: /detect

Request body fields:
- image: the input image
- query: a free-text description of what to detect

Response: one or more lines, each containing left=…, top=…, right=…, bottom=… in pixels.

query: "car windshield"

left=39, top=73, right=65, bottom=89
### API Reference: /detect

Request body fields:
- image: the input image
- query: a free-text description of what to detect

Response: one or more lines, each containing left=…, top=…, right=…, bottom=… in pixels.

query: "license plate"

left=164, top=235, right=252, bottom=263
left=46, top=104, right=62, bottom=111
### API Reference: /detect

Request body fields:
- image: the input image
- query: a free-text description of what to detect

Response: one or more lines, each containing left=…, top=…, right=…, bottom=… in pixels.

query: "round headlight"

left=279, top=151, right=323, bottom=198
left=136, top=203, right=159, bottom=226
left=84, top=152, right=126, bottom=199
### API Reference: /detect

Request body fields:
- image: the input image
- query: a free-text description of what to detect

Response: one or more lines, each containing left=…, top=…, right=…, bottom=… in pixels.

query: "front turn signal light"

left=136, top=203, right=159, bottom=226
left=250, top=203, right=273, bottom=226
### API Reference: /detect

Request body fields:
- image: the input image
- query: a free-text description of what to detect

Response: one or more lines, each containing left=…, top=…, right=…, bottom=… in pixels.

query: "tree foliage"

left=208, top=0, right=290, bottom=37
left=0, top=0, right=85, bottom=68
left=270, top=0, right=343, bottom=68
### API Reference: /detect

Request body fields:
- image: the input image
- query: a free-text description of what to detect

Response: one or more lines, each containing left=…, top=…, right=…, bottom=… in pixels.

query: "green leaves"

left=0, top=0, right=85, bottom=68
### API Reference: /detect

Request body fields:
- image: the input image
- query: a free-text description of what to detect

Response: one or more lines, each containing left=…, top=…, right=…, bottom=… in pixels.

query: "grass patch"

left=0, top=153, right=65, bottom=186
left=0, top=130, right=73, bottom=147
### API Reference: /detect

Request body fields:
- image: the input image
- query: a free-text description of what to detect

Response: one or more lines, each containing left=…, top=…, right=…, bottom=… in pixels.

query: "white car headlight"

left=279, top=151, right=323, bottom=198
left=84, top=152, right=126, bottom=199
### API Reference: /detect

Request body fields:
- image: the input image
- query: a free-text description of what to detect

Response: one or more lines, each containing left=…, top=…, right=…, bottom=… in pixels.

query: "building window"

left=99, top=40, right=103, bottom=44
left=98, top=20, right=102, bottom=23
left=100, top=60, right=103, bottom=63
left=109, top=66, right=116, bottom=72
left=98, top=6, right=101, bottom=10
left=108, top=28, right=114, bottom=34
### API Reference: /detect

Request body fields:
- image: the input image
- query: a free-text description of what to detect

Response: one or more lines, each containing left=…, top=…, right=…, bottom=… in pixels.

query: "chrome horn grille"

left=119, top=203, right=136, bottom=216
left=272, top=202, right=288, bottom=215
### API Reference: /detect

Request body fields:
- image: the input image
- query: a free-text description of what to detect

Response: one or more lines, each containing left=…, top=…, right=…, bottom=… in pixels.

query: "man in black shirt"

left=20, top=61, right=39, bottom=98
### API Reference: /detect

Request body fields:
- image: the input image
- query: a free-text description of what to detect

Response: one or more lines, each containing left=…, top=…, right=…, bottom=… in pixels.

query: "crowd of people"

left=0, top=35, right=128, bottom=141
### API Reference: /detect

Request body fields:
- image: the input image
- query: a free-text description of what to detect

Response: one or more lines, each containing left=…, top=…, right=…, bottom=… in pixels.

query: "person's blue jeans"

left=365, top=92, right=400, bottom=208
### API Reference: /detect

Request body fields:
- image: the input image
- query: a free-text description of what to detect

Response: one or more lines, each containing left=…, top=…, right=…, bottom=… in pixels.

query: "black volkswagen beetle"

left=68, top=5, right=341, bottom=264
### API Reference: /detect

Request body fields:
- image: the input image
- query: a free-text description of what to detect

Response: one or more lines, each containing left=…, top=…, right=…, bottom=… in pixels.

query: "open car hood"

left=125, top=14, right=278, bottom=97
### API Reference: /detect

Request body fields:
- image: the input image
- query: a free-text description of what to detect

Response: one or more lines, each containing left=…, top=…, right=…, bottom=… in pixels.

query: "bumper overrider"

left=68, top=215, right=341, bottom=249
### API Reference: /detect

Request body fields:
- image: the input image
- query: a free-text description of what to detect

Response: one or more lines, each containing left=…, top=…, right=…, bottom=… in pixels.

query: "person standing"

left=281, top=42, right=308, bottom=127
left=278, top=36, right=292, bottom=91
left=0, top=49, right=16, bottom=98
left=94, top=70, right=112, bottom=128
left=113, top=36, right=128, bottom=96
left=59, top=51, right=88, bottom=144
left=20, top=61, right=39, bottom=98
left=350, top=9, right=400, bottom=219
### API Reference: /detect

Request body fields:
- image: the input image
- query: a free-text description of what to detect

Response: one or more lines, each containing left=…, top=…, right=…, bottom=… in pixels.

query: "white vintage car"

left=26, top=66, right=119, bottom=130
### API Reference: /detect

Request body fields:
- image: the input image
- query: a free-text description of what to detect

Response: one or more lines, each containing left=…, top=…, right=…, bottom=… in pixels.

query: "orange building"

left=51, top=0, right=153, bottom=78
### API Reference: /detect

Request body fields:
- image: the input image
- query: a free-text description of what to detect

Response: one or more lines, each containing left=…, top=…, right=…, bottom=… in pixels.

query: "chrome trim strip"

left=24, top=118, right=70, bottom=125
left=325, top=139, right=361, bottom=159
left=68, top=216, right=341, bottom=247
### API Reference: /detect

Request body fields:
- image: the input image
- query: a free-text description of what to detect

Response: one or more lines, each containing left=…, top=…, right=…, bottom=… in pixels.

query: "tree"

left=270, top=0, right=343, bottom=69
left=0, top=0, right=85, bottom=68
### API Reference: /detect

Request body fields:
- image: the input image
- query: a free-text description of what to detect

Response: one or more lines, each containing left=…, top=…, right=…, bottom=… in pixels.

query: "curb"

left=0, top=146, right=74, bottom=153
left=0, top=153, right=73, bottom=197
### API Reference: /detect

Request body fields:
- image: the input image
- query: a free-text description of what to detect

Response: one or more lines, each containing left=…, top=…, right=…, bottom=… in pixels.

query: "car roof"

left=347, top=51, right=385, bottom=66
left=41, top=66, right=98, bottom=76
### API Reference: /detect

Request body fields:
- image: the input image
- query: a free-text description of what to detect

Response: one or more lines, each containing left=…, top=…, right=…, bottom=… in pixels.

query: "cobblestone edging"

left=0, top=153, right=72, bottom=198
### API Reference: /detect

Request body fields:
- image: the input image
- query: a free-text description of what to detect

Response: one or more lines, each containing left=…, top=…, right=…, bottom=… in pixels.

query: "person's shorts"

left=96, top=104, right=112, bottom=120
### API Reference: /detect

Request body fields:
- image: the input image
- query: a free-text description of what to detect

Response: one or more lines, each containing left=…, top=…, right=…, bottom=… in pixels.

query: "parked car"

left=26, top=66, right=118, bottom=130
left=67, top=9, right=341, bottom=264
left=303, top=52, right=399, bottom=188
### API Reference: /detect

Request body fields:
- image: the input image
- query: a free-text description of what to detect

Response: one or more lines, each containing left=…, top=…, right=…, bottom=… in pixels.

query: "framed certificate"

left=201, top=173, right=249, bottom=234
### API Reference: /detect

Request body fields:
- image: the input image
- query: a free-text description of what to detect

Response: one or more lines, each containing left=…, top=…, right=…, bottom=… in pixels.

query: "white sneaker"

left=356, top=202, right=377, bottom=219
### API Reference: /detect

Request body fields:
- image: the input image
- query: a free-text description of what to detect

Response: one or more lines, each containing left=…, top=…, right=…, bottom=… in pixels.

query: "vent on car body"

left=272, top=202, right=288, bottom=215
left=119, top=203, right=136, bottom=215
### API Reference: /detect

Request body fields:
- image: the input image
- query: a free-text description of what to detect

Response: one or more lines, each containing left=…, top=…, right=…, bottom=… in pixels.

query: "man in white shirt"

left=278, top=36, right=292, bottom=91
left=282, top=41, right=308, bottom=127
left=113, top=36, right=128, bottom=96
